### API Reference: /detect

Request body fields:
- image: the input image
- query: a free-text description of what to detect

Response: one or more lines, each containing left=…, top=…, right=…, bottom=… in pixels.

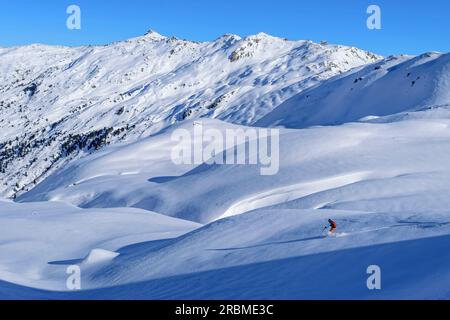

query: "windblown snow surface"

left=1, top=33, right=450, bottom=299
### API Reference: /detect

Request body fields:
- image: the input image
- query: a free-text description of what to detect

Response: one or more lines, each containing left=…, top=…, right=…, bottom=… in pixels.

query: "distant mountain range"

left=0, top=30, right=380, bottom=197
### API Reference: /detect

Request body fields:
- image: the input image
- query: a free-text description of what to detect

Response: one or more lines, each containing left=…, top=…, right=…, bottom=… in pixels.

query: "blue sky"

left=0, top=0, right=448, bottom=55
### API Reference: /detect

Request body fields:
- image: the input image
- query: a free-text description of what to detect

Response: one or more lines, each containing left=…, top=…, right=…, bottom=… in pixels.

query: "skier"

left=327, top=219, right=337, bottom=236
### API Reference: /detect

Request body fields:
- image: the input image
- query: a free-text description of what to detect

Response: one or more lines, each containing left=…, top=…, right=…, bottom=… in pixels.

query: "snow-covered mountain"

left=0, top=30, right=380, bottom=198
left=257, top=52, right=450, bottom=128
left=2, top=29, right=450, bottom=300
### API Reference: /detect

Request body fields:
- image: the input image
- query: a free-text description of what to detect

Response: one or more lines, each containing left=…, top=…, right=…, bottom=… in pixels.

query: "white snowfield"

left=1, top=32, right=450, bottom=299
left=19, top=118, right=450, bottom=223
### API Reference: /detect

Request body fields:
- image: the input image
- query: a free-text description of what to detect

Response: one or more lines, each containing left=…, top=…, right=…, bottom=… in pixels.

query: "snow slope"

left=11, top=115, right=450, bottom=299
left=2, top=31, right=450, bottom=299
left=4, top=114, right=450, bottom=299
left=0, top=199, right=200, bottom=291
left=21, top=117, right=450, bottom=224
left=17, top=119, right=237, bottom=208
left=0, top=31, right=379, bottom=198
left=256, top=52, right=450, bottom=128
